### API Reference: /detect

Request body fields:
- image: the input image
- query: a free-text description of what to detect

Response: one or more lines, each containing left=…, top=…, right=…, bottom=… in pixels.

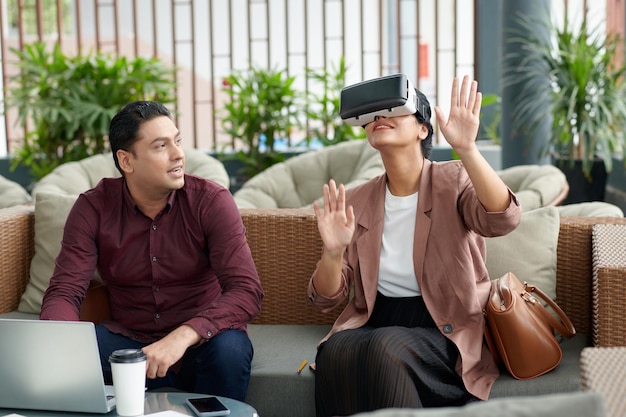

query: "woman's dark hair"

left=109, top=101, right=172, bottom=174
left=415, top=89, right=434, bottom=159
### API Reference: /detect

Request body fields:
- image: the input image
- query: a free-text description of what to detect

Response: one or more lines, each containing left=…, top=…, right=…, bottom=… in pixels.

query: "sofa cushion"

left=485, top=206, right=560, bottom=301
left=489, top=332, right=587, bottom=397
left=351, top=391, right=605, bottom=417
left=246, top=324, right=329, bottom=417
left=0, top=175, right=31, bottom=208
left=31, top=153, right=120, bottom=197
left=233, top=140, right=384, bottom=208
left=556, top=202, right=624, bottom=217
left=18, top=192, right=78, bottom=313
left=244, top=325, right=588, bottom=417
left=497, top=165, right=568, bottom=210
left=32, top=149, right=229, bottom=197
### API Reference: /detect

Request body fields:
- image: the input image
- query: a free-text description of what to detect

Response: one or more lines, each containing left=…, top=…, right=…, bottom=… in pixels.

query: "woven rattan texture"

left=581, top=346, right=626, bottom=417
left=0, top=204, right=34, bottom=314
left=240, top=208, right=344, bottom=325
left=557, top=216, right=626, bottom=340
left=592, top=224, right=626, bottom=346
left=1, top=206, right=626, bottom=336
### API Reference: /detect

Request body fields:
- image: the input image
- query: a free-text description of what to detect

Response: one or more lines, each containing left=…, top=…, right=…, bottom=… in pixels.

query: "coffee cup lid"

left=108, top=349, right=147, bottom=363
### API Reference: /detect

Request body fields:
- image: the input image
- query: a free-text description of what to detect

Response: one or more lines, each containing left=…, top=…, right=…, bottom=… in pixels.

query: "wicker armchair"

left=2, top=205, right=626, bottom=417
left=1, top=204, right=625, bottom=338
left=0, top=206, right=337, bottom=325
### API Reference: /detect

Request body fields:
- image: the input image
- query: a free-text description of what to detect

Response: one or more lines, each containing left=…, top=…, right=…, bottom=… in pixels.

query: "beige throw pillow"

left=18, top=192, right=78, bottom=313
left=485, top=206, right=560, bottom=301
left=0, top=175, right=32, bottom=208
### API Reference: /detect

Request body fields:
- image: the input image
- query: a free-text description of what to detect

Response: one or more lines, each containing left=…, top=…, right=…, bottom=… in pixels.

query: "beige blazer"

left=308, top=158, right=522, bottom=401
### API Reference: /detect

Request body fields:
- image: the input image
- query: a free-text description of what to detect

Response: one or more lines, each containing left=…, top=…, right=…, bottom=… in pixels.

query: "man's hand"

left=142, top=324, right=202, bottom=379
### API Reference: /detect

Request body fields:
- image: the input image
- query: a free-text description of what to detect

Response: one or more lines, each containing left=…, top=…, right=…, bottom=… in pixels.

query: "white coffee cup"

left=109, top=349, right=147, bottom=416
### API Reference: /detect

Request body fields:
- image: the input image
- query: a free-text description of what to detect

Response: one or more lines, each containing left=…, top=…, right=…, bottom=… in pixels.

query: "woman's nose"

left=374, top=115, right=386, bottom=121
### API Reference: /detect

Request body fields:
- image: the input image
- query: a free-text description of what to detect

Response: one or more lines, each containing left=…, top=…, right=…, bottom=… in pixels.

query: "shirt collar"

left=122, top=178, right=179, bottom=214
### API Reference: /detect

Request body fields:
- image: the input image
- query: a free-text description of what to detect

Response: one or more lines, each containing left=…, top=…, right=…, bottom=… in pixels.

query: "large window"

left=0, top=0, right=612, bottom=156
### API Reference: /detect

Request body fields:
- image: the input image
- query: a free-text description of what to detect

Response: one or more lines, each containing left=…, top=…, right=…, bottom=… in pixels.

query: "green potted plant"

left=220, top=66, right=301, bottom=180
left=479, top=94, right=501, bottom=144
left=503, top=9, right=626, bottom=203
left=303, top=57, right=365, bottom=146
left=5, top=41, right=177, bottom=181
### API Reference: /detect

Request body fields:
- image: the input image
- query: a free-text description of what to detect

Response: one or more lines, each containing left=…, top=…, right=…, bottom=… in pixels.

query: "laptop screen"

left=0, top=319, right=116, bottom=413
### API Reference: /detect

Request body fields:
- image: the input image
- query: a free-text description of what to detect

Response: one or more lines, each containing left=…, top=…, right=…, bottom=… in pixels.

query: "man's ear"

left=116, top=149, right=134, bottom=175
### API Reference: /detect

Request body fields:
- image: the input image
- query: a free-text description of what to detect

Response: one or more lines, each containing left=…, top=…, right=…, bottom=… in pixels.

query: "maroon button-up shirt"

left=41, top=174, right=263, bottom=344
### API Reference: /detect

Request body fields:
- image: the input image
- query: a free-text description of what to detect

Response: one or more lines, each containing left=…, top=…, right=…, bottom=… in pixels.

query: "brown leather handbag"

left=484, top=272, right=576, bottom=380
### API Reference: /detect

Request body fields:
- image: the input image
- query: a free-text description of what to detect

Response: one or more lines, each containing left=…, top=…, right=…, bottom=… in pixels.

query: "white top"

left=377, top=185, right=421, bottom=297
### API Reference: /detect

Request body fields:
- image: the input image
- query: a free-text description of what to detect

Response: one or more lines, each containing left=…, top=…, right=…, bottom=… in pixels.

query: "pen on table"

left=297, top=359, right=308, bottom=374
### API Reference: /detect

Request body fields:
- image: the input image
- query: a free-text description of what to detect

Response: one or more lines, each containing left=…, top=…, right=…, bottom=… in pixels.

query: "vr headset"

left=339, top=73, right=428, bottom=127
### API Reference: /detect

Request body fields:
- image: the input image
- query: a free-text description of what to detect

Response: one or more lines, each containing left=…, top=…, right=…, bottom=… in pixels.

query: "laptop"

left=0, top=318, right=117, bottom=413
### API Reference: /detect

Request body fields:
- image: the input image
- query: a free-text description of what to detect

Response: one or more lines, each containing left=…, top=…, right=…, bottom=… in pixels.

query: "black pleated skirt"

left=314, top=292, right=476, bottom=417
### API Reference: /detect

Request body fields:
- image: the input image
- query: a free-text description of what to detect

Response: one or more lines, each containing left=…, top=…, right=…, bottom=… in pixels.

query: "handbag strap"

left=524, top=283, right=576, bottom=338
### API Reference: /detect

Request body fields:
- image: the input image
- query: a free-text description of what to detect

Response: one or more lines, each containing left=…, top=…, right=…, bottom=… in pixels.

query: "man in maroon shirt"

left=40, top=101, right=264, bottom=401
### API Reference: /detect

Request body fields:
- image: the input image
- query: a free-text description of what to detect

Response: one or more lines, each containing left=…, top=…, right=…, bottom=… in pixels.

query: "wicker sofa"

left=1, top=205, right=626, bottom=417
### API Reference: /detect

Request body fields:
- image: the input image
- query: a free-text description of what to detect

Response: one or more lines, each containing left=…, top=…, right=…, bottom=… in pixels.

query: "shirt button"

left=443, top=324, right=453, bottom=334
left=155, top=313, right=160, bottom=319
left=207, top=331, right=212, bottom=337
left=152, top=256, right=157, bottom=262
left=154, top=287, right=160, bottom=292
left=152, top=224, right=157, bottom=231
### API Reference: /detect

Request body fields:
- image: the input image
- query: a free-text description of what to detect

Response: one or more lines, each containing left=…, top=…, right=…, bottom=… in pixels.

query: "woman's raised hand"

left=434, top=75, right=482, bottom=155
left=313, top=179, right=355, bottom=255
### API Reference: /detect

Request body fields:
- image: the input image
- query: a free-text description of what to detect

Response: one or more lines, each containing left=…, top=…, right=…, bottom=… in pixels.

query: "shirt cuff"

left=184, top=316, right=217, bottom=343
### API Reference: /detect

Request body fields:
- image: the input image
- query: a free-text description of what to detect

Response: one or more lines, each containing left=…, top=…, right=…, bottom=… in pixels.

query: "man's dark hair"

left=415, top=89, right=434, bottom=159
left=109, top=101, right=172, bottom=174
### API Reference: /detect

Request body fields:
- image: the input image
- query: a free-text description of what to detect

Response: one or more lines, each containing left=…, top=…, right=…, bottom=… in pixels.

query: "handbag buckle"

left=521, top=291, right=538, bottom=304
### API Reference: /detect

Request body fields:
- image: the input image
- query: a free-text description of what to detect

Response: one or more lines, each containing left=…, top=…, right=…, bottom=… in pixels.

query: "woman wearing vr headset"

left=308, top=75, right=521, bottom=416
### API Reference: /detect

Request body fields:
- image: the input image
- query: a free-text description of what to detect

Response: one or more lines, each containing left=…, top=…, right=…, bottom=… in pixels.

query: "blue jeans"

left=95, top=325, right=253, bottom=401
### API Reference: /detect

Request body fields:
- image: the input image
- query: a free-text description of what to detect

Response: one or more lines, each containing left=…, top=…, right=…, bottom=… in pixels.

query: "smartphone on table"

left=186, top=396, right=231, bottom=417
